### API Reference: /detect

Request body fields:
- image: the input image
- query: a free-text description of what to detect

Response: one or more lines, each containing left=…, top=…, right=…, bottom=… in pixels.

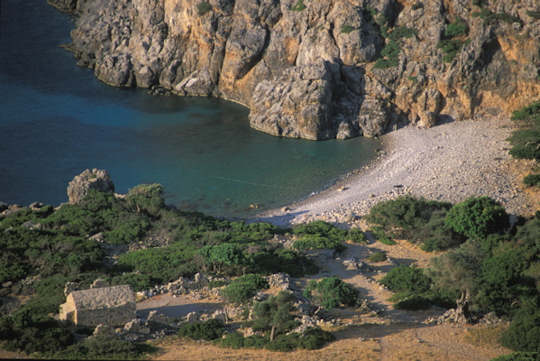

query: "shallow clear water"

left=0, top=0, right=379, bottom=217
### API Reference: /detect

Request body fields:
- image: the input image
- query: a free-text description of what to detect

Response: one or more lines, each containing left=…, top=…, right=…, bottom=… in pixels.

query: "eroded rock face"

left=51, top=0, right=539, bottom=139
left=67, top=169, right=115, bottom=204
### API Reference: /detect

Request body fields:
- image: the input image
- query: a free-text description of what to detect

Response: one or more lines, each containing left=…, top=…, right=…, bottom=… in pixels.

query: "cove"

left=0, top=0, right=379, bottom=217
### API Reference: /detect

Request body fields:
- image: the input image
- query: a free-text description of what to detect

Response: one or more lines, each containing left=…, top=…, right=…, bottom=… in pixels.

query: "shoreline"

left=252, top=117, right=537, bottom=227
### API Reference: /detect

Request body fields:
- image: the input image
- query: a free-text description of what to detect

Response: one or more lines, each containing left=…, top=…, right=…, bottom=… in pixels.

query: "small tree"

left=126, top=184, right=164, bottom=217
left=429, top=241, right=485, bottom=321
left=252, top=291, right=298, bottom=341
left=445, top=197, right=509, bottom=239
left=221, top=274, right=268, bottom=304
left=199, top=243, right=245, bottom=274
left=303, top=277, right=358, bottom=309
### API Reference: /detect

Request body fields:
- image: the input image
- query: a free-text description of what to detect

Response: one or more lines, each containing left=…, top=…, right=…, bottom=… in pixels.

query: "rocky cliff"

left=48, top=0, right=540, bottom=140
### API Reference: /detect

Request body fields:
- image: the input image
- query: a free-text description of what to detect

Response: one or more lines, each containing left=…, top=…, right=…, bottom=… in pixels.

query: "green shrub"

left=341, top=24, right=355, bottom=34
left=347, top=228, right=367, bottom=243
left=126, top=184, right=164, bottom=217
left=217, top=332, right=246, bottom=349
left=52, top=335, right=155, bottom=359
left=438, top=39, right=466, bottom=63
left=411, top=2, right=423, bottom=10
left=508, top=129, right=540, bottom=160
left=512, top=101, right=540, bottom=123
left=244, top=335, right=269, bottom=348
left=389, top=26, right=417, bottom=40
left=500, top=302, right=540, bottom=352
left=0, top=315, right=74, bottom=355
left=197, top=2, right=212, bottom=16
left=221, top=274, right=268, bottom=304
left=394, top=295, right=432, bottom=310
left=472, top=9, right=521, bottom=24
left=445, top=197, right=509, bottom=239
left=374, top=39, right=400, bottom=69
left=290, top=0, right=306, bottom=11
left=293, top=234, right=345, bottom=252
left=491, top=352, right=539, bottom=361
left=526, top=11, right=540, bottom=20
left=252, top=291, right=298, bottom=339
left=417, top=210, right=466, bottom=251
left=367, top=251, right=387, bottom=262
left=118, top=243, right=198, bottom=284
left=380, top=265, right=431, bottom=294
left=200, top=243, right=246, bottom=274
left=178, top=319, right=225, bottom=341
left=298, top=328, right=335, bottom=349
left=265, top=333, right=300, bottom=352
left=304, top=277, right=359, bottom=309
left=444, top=18, right=468, bottom=38
left=251, top=248, right=318, bottom=277
left=367, top=196, right=451, bottom=235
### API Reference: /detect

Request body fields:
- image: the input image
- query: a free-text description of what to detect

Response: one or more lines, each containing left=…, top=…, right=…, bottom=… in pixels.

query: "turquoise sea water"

left=0, top=0, right=379, bottom=217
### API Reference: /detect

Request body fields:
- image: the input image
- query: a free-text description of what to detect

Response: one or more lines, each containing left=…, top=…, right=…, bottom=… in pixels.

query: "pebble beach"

left=254, top=118, right=537, bottom=227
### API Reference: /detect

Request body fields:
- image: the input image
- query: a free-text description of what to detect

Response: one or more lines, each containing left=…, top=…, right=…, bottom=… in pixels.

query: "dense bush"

left=293, top=234, right=346, bottom=252
left=0, top=314, right=74, bottom=355
left=523, top=174, right=540, bottom=187
left=197, top=2, right=212, bottom=16
left=252, top=291, right=298, bottom=339
left=217, top=292, right=334, bottom=352
left=290, top=0, right=306, bottom=11
left=444, top=18, right=468, bottom=38
left=380, top=265, right=431, bottom=294
left=508, top=129, right=540, bottom=160
left=500, top=301, right=540, bottom=352
left=250, top=248, right=318, bottom=277
left=368, top=251, right=387, bottom=262
left=292, top=221, right=352, bottom=252
left=304, top=277, right=359, bottom=309
left=445, top=197, right=509, bottom=239
left=52, top=335, right=155, bottom=359
left=491, top=352, right=540, bottom=361
left=508, top=99, right=540, bottom=177
left=366, top=196, right=464, bottom=250
left=178, top=319, right=225, bottom=341
left=200, top=243, right=246, bottom=274
left=221, top=274, right=268, bottom=304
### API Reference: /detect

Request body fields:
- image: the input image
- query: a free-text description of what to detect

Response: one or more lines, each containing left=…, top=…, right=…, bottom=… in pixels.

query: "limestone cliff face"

left=49, top=0, right=540, bottom=140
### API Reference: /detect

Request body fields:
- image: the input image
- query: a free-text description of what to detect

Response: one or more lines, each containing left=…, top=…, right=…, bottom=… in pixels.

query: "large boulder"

left=67, top=169, right=115, bottom=204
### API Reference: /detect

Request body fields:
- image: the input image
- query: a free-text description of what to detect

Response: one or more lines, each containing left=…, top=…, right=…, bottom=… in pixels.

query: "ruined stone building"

left=59, top=285, right=135, bottom=327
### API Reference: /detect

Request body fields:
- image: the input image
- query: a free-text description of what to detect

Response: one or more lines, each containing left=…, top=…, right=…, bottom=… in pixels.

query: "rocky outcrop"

left=67, top=168, right=115, bottom=204
left=51, top=0, right=539, bottom=140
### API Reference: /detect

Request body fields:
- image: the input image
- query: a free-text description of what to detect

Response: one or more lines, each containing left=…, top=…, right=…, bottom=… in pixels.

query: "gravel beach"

left=254, top=118, right=537, bottom=227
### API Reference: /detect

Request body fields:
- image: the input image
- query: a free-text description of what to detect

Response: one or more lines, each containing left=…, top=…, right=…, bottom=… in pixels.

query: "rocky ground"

left=254, top=117, right=538, bottom=227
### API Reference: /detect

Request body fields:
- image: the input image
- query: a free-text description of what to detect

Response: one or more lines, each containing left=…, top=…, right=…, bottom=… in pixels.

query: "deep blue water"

left=0, top=0, right=379, bottom=217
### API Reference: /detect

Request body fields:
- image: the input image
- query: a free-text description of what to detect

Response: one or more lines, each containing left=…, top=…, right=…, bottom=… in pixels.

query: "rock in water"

left=67, top=169, right=115, bottom=204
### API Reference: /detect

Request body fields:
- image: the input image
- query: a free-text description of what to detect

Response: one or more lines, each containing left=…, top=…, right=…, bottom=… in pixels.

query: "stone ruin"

left=59, top=285, right=135, bottom=327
